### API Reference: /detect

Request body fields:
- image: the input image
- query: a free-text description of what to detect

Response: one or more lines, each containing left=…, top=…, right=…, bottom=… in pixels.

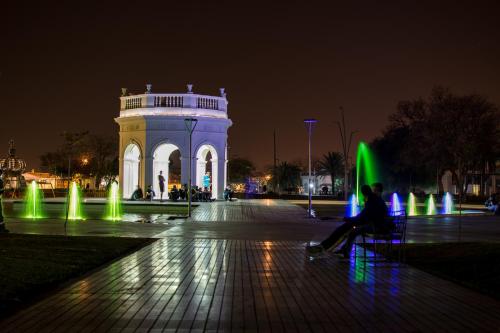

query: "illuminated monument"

left=115, top=84, right=232, bottom=199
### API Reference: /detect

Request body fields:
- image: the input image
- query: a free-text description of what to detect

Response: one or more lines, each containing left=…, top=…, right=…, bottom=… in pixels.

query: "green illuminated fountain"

left=407, top=192, right=418, bottom=216
left=105, top=182, right=122, bottom=221
left=24, top=181, right=44, bottom=219
left=426, top=194, right=437, bottom=215
left=355, top=142, right=379, bottom=204
left=66, top=181, right=84, bottom=220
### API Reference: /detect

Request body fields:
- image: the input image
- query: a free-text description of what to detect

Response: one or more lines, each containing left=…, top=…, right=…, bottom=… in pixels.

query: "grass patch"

left=375, top=242, right=500, bottom=300
left=0, top=233, right=154, bottom=317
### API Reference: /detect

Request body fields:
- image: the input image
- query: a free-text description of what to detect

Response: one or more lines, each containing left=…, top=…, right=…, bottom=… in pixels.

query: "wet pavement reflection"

left=3, top=238, right=500, bottom=332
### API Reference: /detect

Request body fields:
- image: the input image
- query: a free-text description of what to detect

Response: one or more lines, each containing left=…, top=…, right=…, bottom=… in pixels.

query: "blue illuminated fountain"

left=390, top=193, right=402, bottom=216
left=442, top=192, right=454, bottom=214
left=346, top=194, right=360, bottom=217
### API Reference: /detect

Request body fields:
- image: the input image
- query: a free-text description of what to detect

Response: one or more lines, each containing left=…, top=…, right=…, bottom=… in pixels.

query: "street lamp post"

left=184, top=118, right=198, bottom=217
left=304, top=119, right=317, bottom=218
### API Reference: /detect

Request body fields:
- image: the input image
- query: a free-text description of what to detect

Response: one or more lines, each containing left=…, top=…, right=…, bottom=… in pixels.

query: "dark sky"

left=2, top=1, right=499, bottom=170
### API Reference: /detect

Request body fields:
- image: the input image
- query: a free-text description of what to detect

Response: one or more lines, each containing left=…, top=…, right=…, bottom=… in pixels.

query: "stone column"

left=180, top=157, right=189, bottom=186
left=144, top=153, right=154, bottom=192
left=217, top=158, right=226, bottom=199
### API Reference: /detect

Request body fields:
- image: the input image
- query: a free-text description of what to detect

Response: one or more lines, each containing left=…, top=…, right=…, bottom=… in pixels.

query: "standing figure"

left=203, top=172, right=211, bottom=189
left=158, top=170, right=165, bottom=202
left=0, top=170, right=9, bottom=233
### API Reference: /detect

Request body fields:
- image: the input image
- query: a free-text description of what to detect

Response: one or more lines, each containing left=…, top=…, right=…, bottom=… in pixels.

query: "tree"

left=40, top=132, right=119, bottom=188
left=228, top=157, right=255, bottom=183
left=274, top=161, right=302, bottom=194
left=317, top=151, right=344, bottom=194
left=373, top=87, right=500, bottom=196
left=82, top=134, right=118, bottom=187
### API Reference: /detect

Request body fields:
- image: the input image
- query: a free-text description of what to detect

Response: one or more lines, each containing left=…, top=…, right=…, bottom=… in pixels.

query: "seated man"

left=145, top=185, right=155, bottom=201
left=170, top=185, right=180, bottom=202
left=202, top=187, right=212, bottom=202
left=223, top=187, right=231, bottom=201
left=130, top=185, right=144, bottom=201
left=307, top=184, right=390, bottom=258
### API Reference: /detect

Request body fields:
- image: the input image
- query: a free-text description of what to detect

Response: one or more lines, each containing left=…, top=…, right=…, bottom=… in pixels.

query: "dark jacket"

left=345, top=193, right=390, bottom=230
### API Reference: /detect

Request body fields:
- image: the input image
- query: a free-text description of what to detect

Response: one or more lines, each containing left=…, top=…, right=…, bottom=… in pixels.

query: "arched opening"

left=123, top=143, right=141, bottom=199
left=196, top=144, right=218, bottom=199
left=152, top=143, right=181, bottom=199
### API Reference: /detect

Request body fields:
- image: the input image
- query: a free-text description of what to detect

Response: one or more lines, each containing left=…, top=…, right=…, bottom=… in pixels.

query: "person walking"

left=158, top=171, right=165, bottom=202
left=0, top=170, right=9, bottom=233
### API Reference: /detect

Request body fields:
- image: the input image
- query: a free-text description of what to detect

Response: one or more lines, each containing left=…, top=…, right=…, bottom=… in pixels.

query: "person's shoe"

left=306, top=244, right=325, bottom=255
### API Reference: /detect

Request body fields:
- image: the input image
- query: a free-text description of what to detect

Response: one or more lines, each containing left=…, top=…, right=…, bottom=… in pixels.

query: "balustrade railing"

left=121, top=93, right=226, bottom=112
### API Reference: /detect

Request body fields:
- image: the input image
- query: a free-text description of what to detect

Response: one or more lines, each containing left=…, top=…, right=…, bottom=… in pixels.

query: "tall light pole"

left=304, top=119, right=317, bottom=218
left=184, top=118, right=198, bottom=217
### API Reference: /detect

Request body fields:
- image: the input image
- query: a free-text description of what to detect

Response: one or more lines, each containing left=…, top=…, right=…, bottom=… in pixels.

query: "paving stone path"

left=2, top=199, right=500, bottom=332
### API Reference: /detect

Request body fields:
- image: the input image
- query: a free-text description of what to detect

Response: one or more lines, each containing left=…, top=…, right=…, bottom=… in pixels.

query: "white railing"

left=154, top=95, right=183, bottom=107
left=197, top=97, right=219, bottom=110
left=120, top=93, right=227, bottom=112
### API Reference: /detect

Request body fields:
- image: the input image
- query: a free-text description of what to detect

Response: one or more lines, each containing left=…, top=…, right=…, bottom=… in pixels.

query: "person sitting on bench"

left=130, top=185, right=144, bottom=201
left=306, top=184, right=390, bottom=258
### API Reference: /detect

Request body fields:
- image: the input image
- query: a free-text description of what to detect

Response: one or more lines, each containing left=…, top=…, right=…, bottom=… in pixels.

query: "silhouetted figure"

left=322, top=186, right=328, bottom=195
left=202, top=186, right=212, bottom=202
left=145, top=185, right=155, bottom=201
left=131, top=185, right=143, bottom=201
left=158, top=171, right=165, bottom=202
left=224, top=187, right=233, bottom=201
left=179, top=184, right=186, bottom=200
left=170, top=185, right=180, bottom=202
left=307, top=184, right=390, bottom=258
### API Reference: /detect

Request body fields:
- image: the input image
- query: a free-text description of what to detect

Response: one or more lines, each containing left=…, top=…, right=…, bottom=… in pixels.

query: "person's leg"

left=341, top=224, right=373, bottom=257
left=320, top=222, right=354, bottom=250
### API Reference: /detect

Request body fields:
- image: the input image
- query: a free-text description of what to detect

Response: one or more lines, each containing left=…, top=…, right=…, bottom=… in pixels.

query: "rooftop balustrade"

left=118, top=85, right=228, bottom=119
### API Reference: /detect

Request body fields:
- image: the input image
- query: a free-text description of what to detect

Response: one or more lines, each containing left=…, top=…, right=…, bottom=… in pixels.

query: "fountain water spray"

left=24, top=181, right=44, bottom=219
left=66, top=181, right=84, bottom=220
left=355, top=142, right=378, bottom=205
left=426, top=194, right=436, bottom=215
left=346, top=194, right=360, bottom=217
left=407, top=192, right=418, bottom=216
left=390, top=193, right=402, bottom=216
left=442, top=192, right=454, bottom=214
left=105, top=182, right=122, bottom=221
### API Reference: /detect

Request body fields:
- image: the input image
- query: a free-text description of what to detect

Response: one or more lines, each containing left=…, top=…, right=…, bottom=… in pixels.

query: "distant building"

left=301, top=174, right=334, bottom=195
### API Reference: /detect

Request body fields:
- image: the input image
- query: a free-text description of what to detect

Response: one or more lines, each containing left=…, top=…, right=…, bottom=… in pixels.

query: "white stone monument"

left=115, top=84, right=232, bottom=199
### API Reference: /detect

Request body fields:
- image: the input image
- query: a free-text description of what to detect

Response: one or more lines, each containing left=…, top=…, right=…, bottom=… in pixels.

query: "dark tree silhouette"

left=317, top=151, right=344, bottom=194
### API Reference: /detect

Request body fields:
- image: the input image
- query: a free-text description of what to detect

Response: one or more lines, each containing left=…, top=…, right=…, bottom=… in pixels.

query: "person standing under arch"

left=158, top=170, right=165, bottom=202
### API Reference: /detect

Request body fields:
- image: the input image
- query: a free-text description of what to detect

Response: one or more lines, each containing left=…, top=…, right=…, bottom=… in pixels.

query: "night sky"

left=2, top=1, right=499, bottom=170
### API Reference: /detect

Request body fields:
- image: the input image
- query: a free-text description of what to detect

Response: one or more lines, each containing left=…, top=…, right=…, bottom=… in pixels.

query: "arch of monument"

left=116, top=84, right=232, bottom=199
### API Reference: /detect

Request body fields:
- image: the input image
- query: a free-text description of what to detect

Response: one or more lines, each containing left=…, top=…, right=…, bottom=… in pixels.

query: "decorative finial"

left=219, top=88, right=226, bottom=97
left=121, top=88, right=127, bottom=97
left=187, top=84, right=193, bottom=94
left=146, top=84, right=152, bottom=94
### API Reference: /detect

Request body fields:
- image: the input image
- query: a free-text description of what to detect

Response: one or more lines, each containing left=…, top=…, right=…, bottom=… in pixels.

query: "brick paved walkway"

left=3, top=199, right=500, bottom=332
